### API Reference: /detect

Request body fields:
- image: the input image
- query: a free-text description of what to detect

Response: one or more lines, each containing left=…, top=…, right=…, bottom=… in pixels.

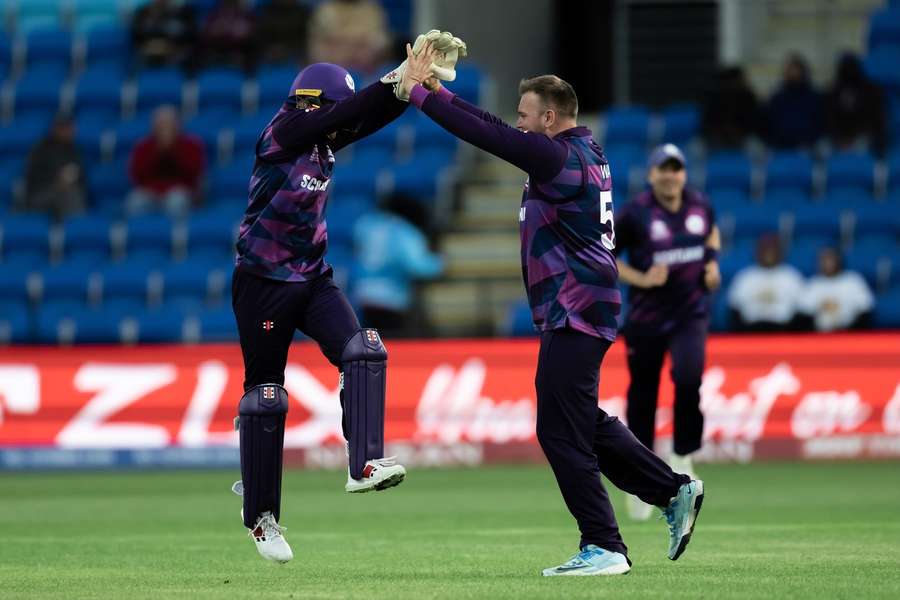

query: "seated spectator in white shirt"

left=799, top=247, right=873, bottom=331
left=728, top=234, right=806, bottom=331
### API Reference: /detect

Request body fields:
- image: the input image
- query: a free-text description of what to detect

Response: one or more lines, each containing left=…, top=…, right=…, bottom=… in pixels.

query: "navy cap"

left=648, top=143, right=687, bottom=169
left=290, top=63, right=356, bottom=103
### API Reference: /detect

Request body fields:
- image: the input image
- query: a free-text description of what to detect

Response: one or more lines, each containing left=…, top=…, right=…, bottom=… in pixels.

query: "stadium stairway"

left=422, top=156, right=525, bottom=337
left=743, top=0, right=883, bottom=95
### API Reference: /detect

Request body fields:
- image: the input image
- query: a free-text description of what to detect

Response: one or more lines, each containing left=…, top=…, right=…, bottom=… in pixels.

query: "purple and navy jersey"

left=519, top=130, right=620, bottom=341
left=614, top=188, right=716, bottom=332
left=410, top=85, right=620, bottom=341
left=235, top=81, right=406, bottom=282
left=235, top=107, right=334, bottom=282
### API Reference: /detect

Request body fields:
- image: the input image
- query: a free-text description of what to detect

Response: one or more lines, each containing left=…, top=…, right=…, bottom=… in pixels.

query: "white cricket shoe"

left=245, top=510, right=293, bottom=563
left=345, top=456, right=406, bottom=493
left=626, top=494, right=655, bottom=521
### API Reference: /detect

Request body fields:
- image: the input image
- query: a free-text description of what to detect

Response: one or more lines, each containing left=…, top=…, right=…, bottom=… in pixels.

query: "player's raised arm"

left=400, top=44, right=567, bottom=183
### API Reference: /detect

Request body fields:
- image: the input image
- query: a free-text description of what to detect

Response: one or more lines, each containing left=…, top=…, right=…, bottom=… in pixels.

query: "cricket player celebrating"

left=614, top=144, right=721, bottom=520
left=230, top=32, right=466, bottom=563
left=397, top=44, right=704, bottom=576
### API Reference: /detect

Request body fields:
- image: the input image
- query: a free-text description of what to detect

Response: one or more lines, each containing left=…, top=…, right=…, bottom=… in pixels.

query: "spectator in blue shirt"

left=352, top=193, right=443, bottom=336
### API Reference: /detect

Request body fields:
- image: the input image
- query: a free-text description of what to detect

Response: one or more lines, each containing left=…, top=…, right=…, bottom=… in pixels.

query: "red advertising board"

left=1, top=333, right=898, bottom=468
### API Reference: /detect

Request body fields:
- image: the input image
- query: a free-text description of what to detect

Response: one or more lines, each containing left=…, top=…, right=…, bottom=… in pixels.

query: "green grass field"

left=2, top=462, right=899, bottom=599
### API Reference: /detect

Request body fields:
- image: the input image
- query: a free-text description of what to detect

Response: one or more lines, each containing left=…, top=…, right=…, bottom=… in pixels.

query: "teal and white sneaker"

left=662, top=479, right=704, bottom=560
left=541, top=545, right=631, bottom=577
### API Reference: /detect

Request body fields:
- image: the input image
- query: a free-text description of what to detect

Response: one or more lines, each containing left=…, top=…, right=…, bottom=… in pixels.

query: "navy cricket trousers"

left=535, top=328, right=688, bottom=556
left=232, top=266, right=359, bottom=396
left=624, top=318, right=707, bottom=456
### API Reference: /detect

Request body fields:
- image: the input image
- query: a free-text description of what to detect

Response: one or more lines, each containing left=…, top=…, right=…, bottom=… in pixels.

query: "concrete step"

left=440, top=231, right=521, bottom=279
left=422, top=278, right=524, bottom=336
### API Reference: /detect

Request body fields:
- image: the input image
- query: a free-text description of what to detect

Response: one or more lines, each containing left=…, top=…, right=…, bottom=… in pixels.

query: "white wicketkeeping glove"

left=381, top=29, right=468, bottom=101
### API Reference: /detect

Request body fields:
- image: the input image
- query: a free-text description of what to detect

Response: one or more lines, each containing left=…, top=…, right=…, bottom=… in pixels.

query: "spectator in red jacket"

left=126, top=105, right=206, bottom=219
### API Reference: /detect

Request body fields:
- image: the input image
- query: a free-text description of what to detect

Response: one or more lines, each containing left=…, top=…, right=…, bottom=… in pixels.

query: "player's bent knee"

left=239, top=383, right=289, bottom=416
left=341, top=328, right=388, bottom=362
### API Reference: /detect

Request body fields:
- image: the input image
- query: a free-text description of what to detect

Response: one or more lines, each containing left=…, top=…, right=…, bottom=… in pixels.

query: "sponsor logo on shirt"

left=650, top=220, right=670, bottom=241
left=652, top=245, right=704, bottom=266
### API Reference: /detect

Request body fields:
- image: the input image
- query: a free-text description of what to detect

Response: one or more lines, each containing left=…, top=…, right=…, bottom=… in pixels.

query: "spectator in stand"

left=126, top=106, right=206, bottom=219
left=824, top=52, right=887, bottom=156
left=257, top=0, right=311, bottom=65
left=765, top=53, right=824, bottom=150
left=728, top=233, right=805, bottom=331
left=131, top=0, right=197, bottom=69
left=352, top=193, right=443, bottom=337
left=799, top=247, right=873, bottom=332
left=20, top=116, right=86, bottom=221
left=701, top=66, right=761, bottom=149
left=308, top=0, right=392, bottom=79
left=198, top=0, right=257, bottom=70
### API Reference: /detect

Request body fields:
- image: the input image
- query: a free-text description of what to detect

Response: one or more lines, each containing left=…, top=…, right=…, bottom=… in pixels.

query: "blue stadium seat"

left=37, top=300, right=128, bottom=344
left=506, top=299, right=537, bottom=337
left=607, top=147, right=644, bottom=200
left=72, top=0, right=123, bottom=32
left=73, top=65, right=124, bottom=117
left=255, top=64, right=295, bottom=113
left=0, top=214, right=51, bottom=263
left=708, top=292, right=730, bottom=332
left=888, top=150, right=900, bottom=194
left=873, top=287, right=900, bottom=327
left=0, top=157, right=24, bottom=213
left=135, top=67, right=185, bottom=112
left=330, top=155, right=384, bottom=200
left=411, top=115, right=456, bottom=153
left=16, top=1, right=66, bottom=34
left=787, top=238, right=827, bottom=276
left=195, top=305, right=237, bottom=341
left=707, top=189, right=749, bottom=212
left=721, top=204, right=782, bottom=241
left=37, top=262, right=100, bottom=303
left=160, top=258, right=219, bottom=304
left=0, top=299, right=30, bottom=343
left=209, top=161, right=253, bottom=201
left=661, top=104, right=699, bottom=145
left=124, top=214, right=174, bottom=260
left=99, top=260, right=154, bottom=303
left=353, top=118, right=405, bottom=155
left=718, top=237, right=755, bottom=287
left=230, top=112, right=269, bottom=152
left=74, top=109, right=114, bottom=162
left=868, top=9, right=900, bottom=50
left=864, top=45, right=900, bottom=91
left=761, top=189, right=812, bottom=208
left=603, top=106, right=650, bottom=147
left=825, top=151, right=875, bottom=196
left=449, top=65, right=482, bottom=105
left=12, top=64, right=67, bottom=120
left=134, top=307, right=186, bottom=342
left=851, top=204, right=900, bottom=237
left=790, top=205, right=842, bottom=245
left=79, top=24, right=128, bottom=68
left=23, top=26, right=73, bottom=70
left=389, top=149, right=454, bottom=200
left=704, top=152, right=753, bottom=195
left=88, top=160, right=130, bottom=212
left=845, top=242, right=891, bottom=290
left=0, top=265, right=33, bottom=304
left=185, top=109, right=230, bottom=161
left=195, top=67, right=246, bottom=114
left=327, top=194, right=370, bottom=248
left=819, top=189, right=874, bottom=208
left=61, top=214, right=113, bottom=262
left=765, top=151, right=814, bottom=195
left=0, top=113, right=53, bottom=159
left=112, top=114, right=151, bottom=161
left=186, top=211, right=238, bottom=258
